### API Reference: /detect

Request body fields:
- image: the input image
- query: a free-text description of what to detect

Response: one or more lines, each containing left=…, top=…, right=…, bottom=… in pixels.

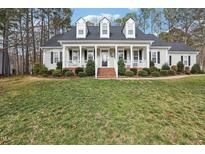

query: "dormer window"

left=76, top=17, right=87, bottom=38
left=100, top=17, right=110, bottom=38
left=123, top=18, right=136, bottom=38
left=102, top=23, right=108, bottom=35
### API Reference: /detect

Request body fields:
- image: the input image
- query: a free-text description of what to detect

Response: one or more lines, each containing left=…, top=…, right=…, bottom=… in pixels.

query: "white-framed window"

left=133, top=50, right=139, bottom=60
left=78, top=30, right=84, bottom=35
left=118, top=50, right=124, bottom=60
left=54, top=52, right=59, bottom=63
left=183, top=56, right=188, bottom=66
left=87, top=50, right=94, bottom=60
left=151, top=52, right=157, bottom=63
left=127, top=23, right=134, bottom=35
left=102, top=23, right=108, bottom=35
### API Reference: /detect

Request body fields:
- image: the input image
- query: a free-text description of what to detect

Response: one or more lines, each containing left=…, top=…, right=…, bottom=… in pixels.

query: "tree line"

left=0, top=8, right=204, bottom=76
left=0, top=8, right=72, bottom=75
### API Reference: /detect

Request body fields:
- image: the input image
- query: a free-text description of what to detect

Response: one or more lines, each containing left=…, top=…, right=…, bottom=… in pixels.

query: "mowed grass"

left=0, top=76, right=205, bottom=144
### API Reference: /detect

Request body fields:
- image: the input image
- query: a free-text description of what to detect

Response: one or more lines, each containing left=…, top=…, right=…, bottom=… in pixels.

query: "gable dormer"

left=99, top=17, right=110, bottom=38
left=76, top=17, right=87, bottom=38
left=123, top=18, right=136, bottom=38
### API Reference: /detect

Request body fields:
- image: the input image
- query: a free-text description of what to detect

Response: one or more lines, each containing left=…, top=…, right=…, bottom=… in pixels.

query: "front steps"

left=97, top=68, right=116, bottom=78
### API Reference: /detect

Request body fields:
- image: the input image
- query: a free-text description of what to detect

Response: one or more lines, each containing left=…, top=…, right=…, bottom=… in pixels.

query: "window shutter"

left=124, top=50, right=127, bottom=60
left=84, top=50, right=87, bottom=60
left=169, top=55, right=172, bottom=66
left=188, top=56, right=191, bottom=66
left=139, top=50, right=142, bottom=60
left=149, top=52, right=151, bottom=62
left=157, top=51, right=160, bottom=64
left=51, top=52, right=53, bottom=64
left=69, top=50, right=72, bottom=60
left=60, top=52, right=62, bottom=62
left=181, top=56, right=183, bottom=62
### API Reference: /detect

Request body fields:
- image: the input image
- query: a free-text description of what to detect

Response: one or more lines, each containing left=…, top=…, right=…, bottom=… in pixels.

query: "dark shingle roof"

left=168, top=42, right=196, bottom=51
left=42, top=26, right=196, bottom=52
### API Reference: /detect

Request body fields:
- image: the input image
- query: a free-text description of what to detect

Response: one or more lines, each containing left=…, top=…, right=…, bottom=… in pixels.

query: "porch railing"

left=64, top=60, right=88, bottom=67
left=132, top=60, right=146, bottom=67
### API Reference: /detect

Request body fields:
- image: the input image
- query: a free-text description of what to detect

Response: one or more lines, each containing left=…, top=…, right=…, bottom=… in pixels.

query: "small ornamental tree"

left=118, top=59, right=126, bottom=75
left=177, top=61, right=184, bottom=72
left=85, top=60, right=95, bottom=76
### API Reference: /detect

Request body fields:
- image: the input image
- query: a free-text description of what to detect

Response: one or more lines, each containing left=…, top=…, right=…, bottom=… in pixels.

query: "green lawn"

left=0, top=76, right=205, bottom=144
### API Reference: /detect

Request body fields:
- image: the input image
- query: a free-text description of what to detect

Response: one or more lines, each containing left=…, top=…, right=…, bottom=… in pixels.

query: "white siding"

left=150, top=48, right=168, bottom=68
left=168, top=52, right=197, bottom=67
left=0, top=52, right=2, bottom=74
left=123, top=18, right=135, bottom=38
left=43, top=48, right=62, bottom=70
left=76, top=18, right=87, bottom=38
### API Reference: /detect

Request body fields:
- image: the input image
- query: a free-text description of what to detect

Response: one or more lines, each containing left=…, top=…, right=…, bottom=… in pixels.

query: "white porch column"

left=79, top=45, right=82, bottom=67
left=95, top=45, right=97, bottom=78
left=146, top=45, right=150, bottom=68
left=130, top=45, right=133, bottom=68
left=115, top=45, right=118, bottom=78
left=62, top=45, right=66, bottom=68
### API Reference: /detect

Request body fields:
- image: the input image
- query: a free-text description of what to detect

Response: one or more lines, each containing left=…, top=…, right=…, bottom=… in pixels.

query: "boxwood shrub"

left=52, top=69, right=62, bottom=77
left=151, top=71, right=160, bottom=77
left=64, top=70, right=74, bottom=77
left=130, top=68, right=137, bottom=75
left=78, top=72, right=87, bottom=77
left=168, top=70, right=176, bottom=76
left=185, top=66, right=191, bottom=75
left=125, top=70, right=134, bottom=77
left=143, top=68, right=150, bottom=75
left=150, top=66, right=158, bottom=73
left=138, top=70, right=148, bottom=77
left=177, top=61, right=184, bottom=72
left=118, top=59, right=126, bottom=75
left=160, top=70, right=169, bottom=76
left=162, top=63, right=170, bottom=70
left=75, top=67, right=84, bottom=75
left=191, top=64, right=201, bottom=74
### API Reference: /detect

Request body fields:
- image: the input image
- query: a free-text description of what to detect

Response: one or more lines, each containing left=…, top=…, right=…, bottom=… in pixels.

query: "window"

left=127, top=23, right=133, bottom=35
left=87, top=50, right=94, bottom=60
left=72, top=50, right=78, bottom=61
left=118, top=50, right=124, bottom=60
left=183, top=56, right=188, bottom=66
left=54, top=52, right=59, bottom=63
left=134, top=51, right=138, bottom=60
left=151, top=52, right=157, bottom=63
left=78, top=30, right=84, bottom=35
left=102, top=23, right=108, bottom=35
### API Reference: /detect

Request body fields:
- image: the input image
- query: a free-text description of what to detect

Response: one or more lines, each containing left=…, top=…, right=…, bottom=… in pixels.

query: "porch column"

left=95, top=45, right=97, bottom=78
left=130, top=45, right=133, bottom=68
left=115, top=45, right=118, bottom=78
left=62, top=45, right=66, bottom=68
left=79, top=45, right=82, bottom=67
left=146, top=45, right=150, bottom=68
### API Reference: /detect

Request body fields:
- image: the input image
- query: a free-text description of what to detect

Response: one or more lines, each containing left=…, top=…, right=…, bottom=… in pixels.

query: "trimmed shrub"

left=168, top=70, right=176, bottom=76
left=191, top=64, right=201, bottom=74
left=32, top=63, right=48, bottom=75
left=62, top=68, right=70, bottom=75
left=130, top=68, right=137, bottom=75
left=64, top=70, right=74, bottom=77
left=171, top=65, right=177, bottom=72
left=52, top=69, right=62, bottom=77
left=138, top=70, right=148, bottom=77
left=78, top=72, right=87, bottom=77
left=125, top=70, right=134, bottom=77
left=199, top=70, right=205, bottom=74
left=75, top=67, right=84, bottom=75
left=56, top=61, right=62, bottom=70
left=160, top=70, right=169, bottom=76
left=39, top=66, right=48, bottom=75
left=162, top=63, right=170, bottom=70
left=185, top=66, right=191, bottom=75
left=118, top=59, right=126, bottom=75
left=177, top=61, right=184, bottom=72
left=150, top=61, right=155, bottom=67
left=48, top=69, right=54, bottom=75
left=143, top=68, right=150, bottom=75
left=85, top=60, right=95, bottom=76
left=151, top=71, right=160, bottom=77
left=150, top=66, right=158, bottom=73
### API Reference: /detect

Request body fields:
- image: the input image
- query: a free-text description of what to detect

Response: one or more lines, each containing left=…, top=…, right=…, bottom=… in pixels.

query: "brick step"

left=98, top=68, right=116, bottom=78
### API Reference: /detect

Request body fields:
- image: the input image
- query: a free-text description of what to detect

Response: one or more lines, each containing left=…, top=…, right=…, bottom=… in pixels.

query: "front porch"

left=62, top=44, right=150, bottom=78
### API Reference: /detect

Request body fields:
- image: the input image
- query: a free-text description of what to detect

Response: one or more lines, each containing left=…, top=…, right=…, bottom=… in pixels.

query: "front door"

left=101, top=50, right=109, bottom=67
